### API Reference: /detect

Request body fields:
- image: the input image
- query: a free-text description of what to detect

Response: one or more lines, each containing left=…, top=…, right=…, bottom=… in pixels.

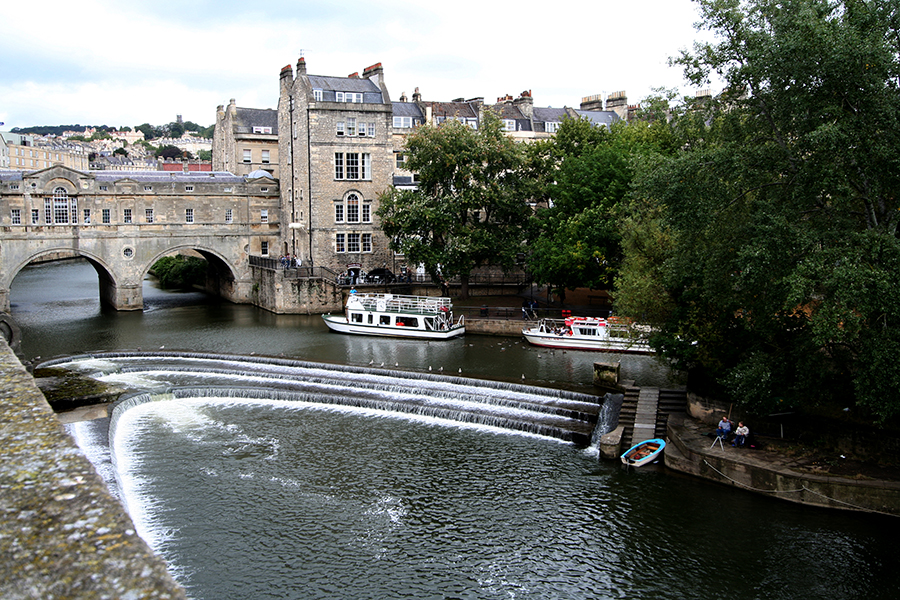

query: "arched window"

left=46, top=186, right=73, bottom=224
left=346, top=193, right=360, bottom=223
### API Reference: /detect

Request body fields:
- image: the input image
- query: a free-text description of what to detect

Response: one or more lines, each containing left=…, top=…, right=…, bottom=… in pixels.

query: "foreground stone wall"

left=0, top=340, right=186, bottom=598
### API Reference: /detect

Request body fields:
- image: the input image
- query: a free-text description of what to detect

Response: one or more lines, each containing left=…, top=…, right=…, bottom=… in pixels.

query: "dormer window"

left=335, top=91, right=363, bottom=103
left=313, top=89, right=323, bottom=101
left=503, top=119, right=516, bottom=132
left=252, top=126, right=273, bottom=134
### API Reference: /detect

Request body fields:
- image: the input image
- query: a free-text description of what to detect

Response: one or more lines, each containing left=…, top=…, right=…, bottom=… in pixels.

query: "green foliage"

left=377, top=112, right=531, bottom=297
left=527, top=115, right=677, bottom=293
left=113, top=147, right=128, bottom=157
left=615, top=0, right=900, bottom=422
left=155, top=145, right=183, bottom=160
left=198, top=149, right=212, bottom=161
left=151, top=255, right=208, bottom=289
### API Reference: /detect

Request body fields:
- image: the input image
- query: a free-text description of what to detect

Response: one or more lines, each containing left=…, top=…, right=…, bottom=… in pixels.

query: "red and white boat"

left=522, top=316, right=652, bottom=353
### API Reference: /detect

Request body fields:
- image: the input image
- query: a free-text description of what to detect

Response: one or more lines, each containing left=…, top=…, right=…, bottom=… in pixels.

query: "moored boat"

left=621, top=438, right=666, bottom=467
left=522, top=316, right=652, bottom=354
left=323, top=292, right=465, bottom=339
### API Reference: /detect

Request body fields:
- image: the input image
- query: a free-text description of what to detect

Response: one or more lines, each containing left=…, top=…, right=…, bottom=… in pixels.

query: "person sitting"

left=733, top=422, right=749, bottom=447
left=716, top=416, right=732, bottom=441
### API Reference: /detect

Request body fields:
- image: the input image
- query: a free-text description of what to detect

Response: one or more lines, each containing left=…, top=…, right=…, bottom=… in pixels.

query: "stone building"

left=277, top=58, right=395, bottom=280
left=212, top=100, right=280, bottom=179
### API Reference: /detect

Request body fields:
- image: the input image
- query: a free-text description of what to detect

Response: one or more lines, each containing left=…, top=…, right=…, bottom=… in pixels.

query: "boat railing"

left=351, top=293, right=452, bottom=314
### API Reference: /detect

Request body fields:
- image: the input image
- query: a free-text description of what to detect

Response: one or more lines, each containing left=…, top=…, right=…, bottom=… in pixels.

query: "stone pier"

left=632, top=387, right=660, bottom=443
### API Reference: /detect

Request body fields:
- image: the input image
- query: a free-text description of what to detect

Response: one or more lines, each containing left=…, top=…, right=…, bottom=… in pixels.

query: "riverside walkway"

left=665, top=413, right=900, bottom=517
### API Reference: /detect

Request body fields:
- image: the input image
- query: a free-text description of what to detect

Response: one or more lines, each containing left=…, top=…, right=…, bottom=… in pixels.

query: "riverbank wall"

left=0, top=339, right=186, bottom=598
left=665, top=413, right=900, bottom=517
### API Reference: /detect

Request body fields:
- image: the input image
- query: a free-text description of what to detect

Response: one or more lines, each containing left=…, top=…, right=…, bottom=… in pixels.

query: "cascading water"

left=589, top=392, right=625, bottom=449
left=46, top=351, right=606, bottom=444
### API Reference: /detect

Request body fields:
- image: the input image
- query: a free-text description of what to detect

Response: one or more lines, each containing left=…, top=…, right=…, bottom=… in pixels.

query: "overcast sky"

left=0, top=0, right=711, bottom=130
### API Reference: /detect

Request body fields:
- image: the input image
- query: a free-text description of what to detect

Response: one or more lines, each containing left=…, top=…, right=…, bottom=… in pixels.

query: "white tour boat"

left=323, top=293, right=466, bottom=339
left=522, top=316, right=652, bottom=353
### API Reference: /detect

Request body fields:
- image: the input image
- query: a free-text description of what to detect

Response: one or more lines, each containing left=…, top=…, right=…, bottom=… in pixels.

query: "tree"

left=616, top=0, right=900, bottom=422
left=377, top=111, right=530, bottom=298
left=155, top=145, right=183, bottom=160
left=113, top=147, right=128, bottom=157
left=527, top=115, right=677, bottom=299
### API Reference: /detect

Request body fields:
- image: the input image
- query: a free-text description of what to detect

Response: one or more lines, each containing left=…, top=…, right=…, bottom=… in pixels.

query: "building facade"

left=213, top=100, right=279, bottom=179
left=277, top=58, right=395, bottom=279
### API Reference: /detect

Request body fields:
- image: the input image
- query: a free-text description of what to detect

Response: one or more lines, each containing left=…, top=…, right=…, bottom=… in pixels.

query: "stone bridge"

left=0, top=165, right=283, bottom=311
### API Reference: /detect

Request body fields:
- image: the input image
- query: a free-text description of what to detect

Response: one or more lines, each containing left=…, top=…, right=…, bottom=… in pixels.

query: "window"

left=261, top=150, right=270, bottom=164
left=261, top=241, right=269, bottom=256
left=225, top=208, right=233, bottom=224
left=545, top=121, right=561, bottom=133
left=367, top=122, right=375, bottom=137
left=313, top=89, right=323, bottom=101
left=347, top=194, right=359, bottom=222
left=143, top=185, right=152, bottom=191
left=185, top=185, right=194, bottom=192
left=393, top=116, right=412, bottom=128
left=261, top=209, right=268, bottom=223
left=102, top=209, right=110, bottom=224
left=395, top=152, right=405, bottom=168
left=252, top=126, right=273, bottom=134
left=334, top=153, right=371, bottom=180
left=362, top=233, right=372, bottom=252
left=145, top=208, right=154, bottom=223
left=348, top=233, right=360, bottom=253
left=260, top=187, right=269, bottom=192
left=503, top=119, right=516, bottom=131
left=83, top=209, right=90, bottom=224
left=185, top=208, right=194, bottom=223
left=32, top=209, right=39, bottom=224
left=346, top=153, right=359, bottom=180
left=335, top=233, right=345, bottom=252
left=336, top=92, right=363, bottom=103
left=243, top=149, right=252, bottom=163
left=99, top=185, right=108, bottom=191
left=9, top=184, right=19, bottom=190
left=347, top=118, right=356, bottom=136
left=123, top=209, right=132, bottom=224
left=51, top=187, right=70, bottom=224
left=11, top=209, right=21, bottom=225
left=334, top=202, right=344, bottom=223
left=336, top=121, right=345, bottom=136
left=362, top=203, right=371, bottom=223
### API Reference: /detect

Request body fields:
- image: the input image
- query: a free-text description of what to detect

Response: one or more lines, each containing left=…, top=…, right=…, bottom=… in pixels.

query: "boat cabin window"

left=380, top=315, right=391, bottom=325
left=396, top=317, right=418, bottom=328
left=351, top=313, right=364, bottom=323
left=368, top=314, right=374, bottom=324
left=577, top=327, right=597, bottom=336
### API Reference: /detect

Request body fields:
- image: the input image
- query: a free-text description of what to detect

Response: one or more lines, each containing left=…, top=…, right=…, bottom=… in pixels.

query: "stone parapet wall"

left=0, top=340, right=186, bottom=598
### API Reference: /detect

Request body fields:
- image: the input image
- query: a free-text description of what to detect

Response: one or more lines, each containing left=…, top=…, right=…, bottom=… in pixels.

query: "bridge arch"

left=141, top=244, right=243, bottom=301
left=3, top=248, right=127, bottom=313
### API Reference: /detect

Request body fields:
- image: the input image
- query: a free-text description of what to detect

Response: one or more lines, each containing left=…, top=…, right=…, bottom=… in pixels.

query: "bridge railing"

left=249, top=256, right=342, bottom=282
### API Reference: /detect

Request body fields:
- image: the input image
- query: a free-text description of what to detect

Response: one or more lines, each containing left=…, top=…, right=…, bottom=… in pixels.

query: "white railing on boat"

left=348, top=293, right=453, bottom=315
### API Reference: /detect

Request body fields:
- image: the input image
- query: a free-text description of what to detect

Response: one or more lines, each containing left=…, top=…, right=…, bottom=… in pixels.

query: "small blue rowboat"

left=621, top=438, right=666, bottom=467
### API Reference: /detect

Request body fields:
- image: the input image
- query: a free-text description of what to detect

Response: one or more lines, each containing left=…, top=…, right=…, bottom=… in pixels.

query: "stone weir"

left=0, top=341, right=186, bottom=598
left=41, top=350, right=609, bottom=446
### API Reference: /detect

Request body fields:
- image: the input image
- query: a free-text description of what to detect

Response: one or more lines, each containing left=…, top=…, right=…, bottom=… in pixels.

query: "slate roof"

left=234, top=107, right=278, bottom=134
left=91, top=171, right=247, bottom=183
left=309, top=75, right=384, bottom=103
left=392, top=102, right=424, bottom=118
left=574, top=110, right=621, bottom=128
left=426, top=101, right=479, bottom=119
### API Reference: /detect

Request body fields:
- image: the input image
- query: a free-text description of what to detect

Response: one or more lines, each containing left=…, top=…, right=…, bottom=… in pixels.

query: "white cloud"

left=1, top=0, right=708, bottom=128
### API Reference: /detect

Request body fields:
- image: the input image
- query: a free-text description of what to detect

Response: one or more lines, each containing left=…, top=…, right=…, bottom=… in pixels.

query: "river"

left=8, top=259, right=898, bottom=600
